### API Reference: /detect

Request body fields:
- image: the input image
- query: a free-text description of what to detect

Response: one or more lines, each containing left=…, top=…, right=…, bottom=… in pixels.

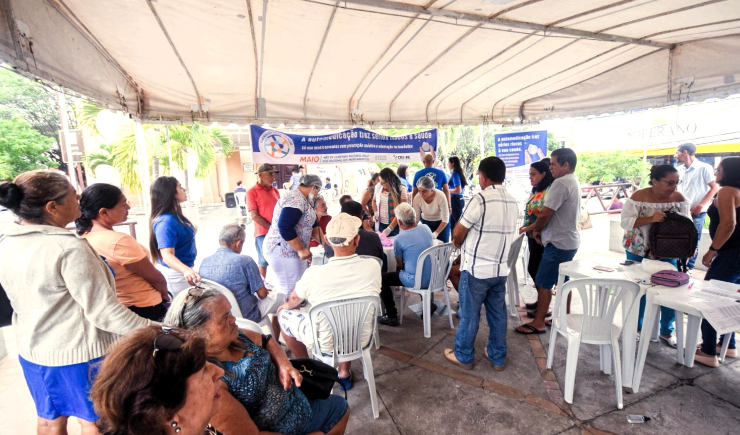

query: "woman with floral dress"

left=518, top=159, right=554, bottom=317
left=620, top=165, right=690, bottom=346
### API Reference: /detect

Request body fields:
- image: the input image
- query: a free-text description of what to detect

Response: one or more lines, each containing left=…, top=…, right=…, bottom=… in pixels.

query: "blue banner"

left=494, top=130, right=547, bottom=168
left=251, top=125, right=437, bottom=164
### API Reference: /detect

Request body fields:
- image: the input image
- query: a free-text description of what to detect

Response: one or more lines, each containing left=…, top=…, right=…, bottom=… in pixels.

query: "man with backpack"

left=675, top=143, right=719, bottom=270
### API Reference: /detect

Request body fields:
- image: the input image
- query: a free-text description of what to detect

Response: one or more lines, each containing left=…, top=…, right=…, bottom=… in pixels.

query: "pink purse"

left=650, top=270, right=690, bottom=287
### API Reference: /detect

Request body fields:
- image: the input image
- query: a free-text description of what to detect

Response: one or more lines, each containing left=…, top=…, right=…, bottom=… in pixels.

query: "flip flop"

left=338, top=370, right=353, bottom=391
left=545, top=319, right=552, bottom=327
left=514, top=324, right=547, bottom=335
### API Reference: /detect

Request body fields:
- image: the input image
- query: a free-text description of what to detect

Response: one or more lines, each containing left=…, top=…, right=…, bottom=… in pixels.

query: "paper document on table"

left=690, top=287, right=740, bottom=302
left=690, top=297, right=740, bottom=335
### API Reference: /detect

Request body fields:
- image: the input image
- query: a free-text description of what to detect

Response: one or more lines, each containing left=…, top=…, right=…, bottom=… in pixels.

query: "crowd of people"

left=0, top=140, right=738, bottom=434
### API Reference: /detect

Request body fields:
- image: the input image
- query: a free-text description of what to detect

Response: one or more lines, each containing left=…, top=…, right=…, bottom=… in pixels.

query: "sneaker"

left=420, top=302, right=437, bottom=320
left=717, top=345, right=738, bottom=358
left=443, top=348, right=473, bottom=370
left=377, top=315, right=399, bottom=327
left=694, top=349, right=719, bottom=368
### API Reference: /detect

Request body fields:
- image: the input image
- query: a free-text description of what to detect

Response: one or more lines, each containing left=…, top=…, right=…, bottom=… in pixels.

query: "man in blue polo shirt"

left=413, top=153, right=451, bottom=212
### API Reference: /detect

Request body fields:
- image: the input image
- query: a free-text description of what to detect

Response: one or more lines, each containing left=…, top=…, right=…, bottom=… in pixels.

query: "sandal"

left=659, top=334, right=677, bottom=348
left=514, top=324, right=547, bottom=335
left=694, top=349, right=719, bottom=368
left=444, top=348, right=473, bottom=370
left=544, top=319, right=552, bottom=327
left=718, top=345, right=738, bottom=358
left=338, top=370, right=353, bottom=391
left=525, top=301, right=538, bottom=310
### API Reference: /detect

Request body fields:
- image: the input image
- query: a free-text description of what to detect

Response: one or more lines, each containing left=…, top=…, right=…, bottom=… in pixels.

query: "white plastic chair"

left=308, top=296, right=381, bottom=419
left=397, top=243, right=455, bottom=338
left=546, top=278, right=640, bottom=409
left=708, top=279, right=736, bottom=362
left=199, top=278, right=274, bottom=335
left=506, top=234, right=527, bottom=317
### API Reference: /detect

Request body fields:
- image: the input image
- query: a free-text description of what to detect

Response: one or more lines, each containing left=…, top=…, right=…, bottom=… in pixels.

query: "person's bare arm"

left=278, top=290, right=304, bottom=313
left=160, top=248, right=200, bottom=285
left=255, top=286, right=269, bottom=299
left=532, top=206, right=554, bottom=244
left=692, top=180, right=720, bottom=216
left=395, top=256, right=404, bottom=271
left=285, top=237, right=310, bottom=260
left=249, top=209, right=271, bottom=229
left=124, top=258, right=169, bottom=300
left=442, top=183, right=451, bottom=211
left=449, top=185, right=461, bottom=194
left=452, top=222, right=470, bottom=248
left=360, top=189, right=373, bottom=215
left=708, top=188, right=737, bottom=249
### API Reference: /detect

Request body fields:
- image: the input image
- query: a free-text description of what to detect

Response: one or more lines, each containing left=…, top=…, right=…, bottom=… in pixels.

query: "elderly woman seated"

left=91, top=325, right=226, bottom=435
left=163, top=287, right=349, bottom=435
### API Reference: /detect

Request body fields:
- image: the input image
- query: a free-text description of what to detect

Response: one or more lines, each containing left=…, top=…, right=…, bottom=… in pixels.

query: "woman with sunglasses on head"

left=696, top=156, right=740, bottom=367
left=91, top=326, right=226, bottom=435
left=77, top=183, right=169, bottom=321
left=150, top=176, right=199, bottom=297
left=620, top=164, right=690, bottom=346
left=374, top=168, right=408, bottom=237
left=263, top=174, right=324, bottom=297
left=163, top=288, right=349, bottom=435
left=0, top=170, right=152, bottom=435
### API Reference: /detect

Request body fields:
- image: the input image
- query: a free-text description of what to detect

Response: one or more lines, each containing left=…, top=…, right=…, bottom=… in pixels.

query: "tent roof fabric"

left=2, top=0, right=739, bottom=125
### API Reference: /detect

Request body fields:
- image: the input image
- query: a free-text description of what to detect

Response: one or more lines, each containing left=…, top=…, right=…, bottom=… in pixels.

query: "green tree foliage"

left=547, top=132, right=561, bottom=152
left=0, top=117, right=57, bottom=179
left=575, top=151, right=649, bottom=186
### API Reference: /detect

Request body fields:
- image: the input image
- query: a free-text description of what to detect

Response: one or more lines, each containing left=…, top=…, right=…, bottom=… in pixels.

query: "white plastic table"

left=555, top=258, right=652, bottom=390
left=631, top=279, right=710, bottom=393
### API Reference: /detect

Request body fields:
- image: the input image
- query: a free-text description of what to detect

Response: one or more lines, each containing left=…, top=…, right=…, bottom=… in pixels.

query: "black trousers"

left=527, top=237, right=545, bottom=283
left=380, top=271, right=434, bottom=319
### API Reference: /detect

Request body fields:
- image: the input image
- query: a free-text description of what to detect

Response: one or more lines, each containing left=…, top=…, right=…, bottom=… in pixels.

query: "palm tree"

left=74, top=100, right=104, bottom=138
left=83, top=143, right=114, bottom=176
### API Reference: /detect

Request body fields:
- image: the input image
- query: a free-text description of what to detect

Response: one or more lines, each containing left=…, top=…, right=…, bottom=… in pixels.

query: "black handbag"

left=290, top=358, right=345, bottom=400
left=0, top=282, right=13, bottom=328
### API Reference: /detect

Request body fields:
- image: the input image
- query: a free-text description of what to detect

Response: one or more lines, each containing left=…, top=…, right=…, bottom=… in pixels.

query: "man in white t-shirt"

left=675, top=143, right=719, bottom=269
left=278, top=213, right=381, bottom=390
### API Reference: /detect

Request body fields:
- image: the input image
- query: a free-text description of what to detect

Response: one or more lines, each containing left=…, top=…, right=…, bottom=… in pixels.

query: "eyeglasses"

left=180, top=286, right=205, bottom=326
left=659, top=179, right=683, bottom=187
left=152, top=326, right=184, bottom=359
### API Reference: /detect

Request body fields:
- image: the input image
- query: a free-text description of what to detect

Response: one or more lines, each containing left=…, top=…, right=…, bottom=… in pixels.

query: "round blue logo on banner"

left=259, top=130, right=294, bottom=162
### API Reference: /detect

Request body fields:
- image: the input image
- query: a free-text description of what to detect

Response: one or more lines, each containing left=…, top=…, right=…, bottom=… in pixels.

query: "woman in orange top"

left=76, top=183, right=169, bottom=321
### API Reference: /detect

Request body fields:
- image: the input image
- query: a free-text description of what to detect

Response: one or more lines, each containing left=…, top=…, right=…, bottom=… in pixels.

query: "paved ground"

left=1, top=203, right=738, bottom=434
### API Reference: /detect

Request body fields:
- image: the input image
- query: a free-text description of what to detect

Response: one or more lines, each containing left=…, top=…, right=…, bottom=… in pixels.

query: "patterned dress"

left=523, top=188, right=549, bottom=238
left=264, top=189, right=317, bottom=259
left=221, top=333, right=311, bottom=434
left=620, top=199, right=691, bottom=257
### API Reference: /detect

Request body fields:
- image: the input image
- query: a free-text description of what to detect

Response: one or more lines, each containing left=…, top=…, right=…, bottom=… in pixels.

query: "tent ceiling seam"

left=303, top=2, right=339, bottom=120
left=258, top=0, right=269, bottom=100
left=548, top=0, right=639, bottom=26
left=642, top=19, right=740, bottom=40
left=328, top=0, right=672, bottom=48
left=462, top=39, right=580, bottom=122
left=0, top=0, right=24, bottom=59
left=517, top=47, right=664, bottom=122
left=388, top=22, right=480, bottom=122
left=490, top=0, right=546, bottom=19
left=245, top=0, right=259, bottom=117
left=429, top=34, right=538, bottom=122
left=145, top=0, right=203, bottom=116
left=490, top=43, right=630, bottom=118
left=46, top=0, right=142, bottom=114
left=597, top=0, right=728, bottom=33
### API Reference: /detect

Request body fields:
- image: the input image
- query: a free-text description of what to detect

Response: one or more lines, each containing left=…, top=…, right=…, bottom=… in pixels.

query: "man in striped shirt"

left=444, top=157, right=518, bottom=371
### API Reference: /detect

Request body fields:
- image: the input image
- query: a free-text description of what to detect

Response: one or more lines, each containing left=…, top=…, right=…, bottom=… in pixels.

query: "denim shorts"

left=255, top=235, right=268, bottom=267
left=19, top=355, right=103, bottom=421
left=304, top=395, right=348, bottom=433
left=534, top=244, right=578, bottom=290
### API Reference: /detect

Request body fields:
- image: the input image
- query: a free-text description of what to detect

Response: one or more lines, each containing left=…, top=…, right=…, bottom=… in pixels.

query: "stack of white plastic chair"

left=546, top=278, right=640, bottom=409
left=506, top=234, right=527, bottom=317
left=199, top=278, right=274, bottom=335
left=397, top=243, right=455, bottom=338
left=308, top=296, right=381, bottom=419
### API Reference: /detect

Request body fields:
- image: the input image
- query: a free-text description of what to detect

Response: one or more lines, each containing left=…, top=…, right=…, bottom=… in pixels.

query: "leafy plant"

left=575, top=151, right=649, bottom=186
left=0, top=117, right=57, bottom=179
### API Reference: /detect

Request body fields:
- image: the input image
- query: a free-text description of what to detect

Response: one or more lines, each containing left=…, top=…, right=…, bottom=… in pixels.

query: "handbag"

left=650, top=270, right=690, bottom=287
left=290, top=358, right=345, bottom=400
left=577, top=206, right=592, bottom=231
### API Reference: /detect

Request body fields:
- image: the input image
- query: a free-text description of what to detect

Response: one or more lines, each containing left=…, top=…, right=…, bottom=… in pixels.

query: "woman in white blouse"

left=413, top=175, right=450, bottom=242
left=620, top=164, right=690, bottom=347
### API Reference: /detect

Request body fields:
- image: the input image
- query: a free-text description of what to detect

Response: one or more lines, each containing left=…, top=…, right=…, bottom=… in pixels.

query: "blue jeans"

left=700, top=248, right=740, bottom=355
left=454, top=271, right=508, bottom=366
left=688, top=212, right=706, bottom=269
left=420, top=217, right=450, bottom=242
left=534, top=244, right=578, bottom=290
left=255, top=235, right=268, bottom=267
left=625, top=251, right=677, bottom=336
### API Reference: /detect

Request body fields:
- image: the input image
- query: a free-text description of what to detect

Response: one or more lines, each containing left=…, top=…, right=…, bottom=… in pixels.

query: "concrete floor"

left=1, top=204, right=738, bottom=434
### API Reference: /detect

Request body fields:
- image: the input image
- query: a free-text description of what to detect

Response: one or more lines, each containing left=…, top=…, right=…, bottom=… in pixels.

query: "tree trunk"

left=152, top=156, right=160, bottom=178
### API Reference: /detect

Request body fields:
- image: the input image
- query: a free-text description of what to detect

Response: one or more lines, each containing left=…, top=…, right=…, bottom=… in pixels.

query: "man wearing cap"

left=277, top=213, right=382, bottom=390
left=247, top=163, right=281, bottom=278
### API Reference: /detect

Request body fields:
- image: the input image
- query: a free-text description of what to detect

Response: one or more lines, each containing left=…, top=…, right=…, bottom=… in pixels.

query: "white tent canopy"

left=2, top=0, right=739, bottom=125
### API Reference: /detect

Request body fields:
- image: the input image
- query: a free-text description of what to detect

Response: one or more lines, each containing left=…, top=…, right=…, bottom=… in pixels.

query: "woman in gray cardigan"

left=0, top=170, right=152, bottom=435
